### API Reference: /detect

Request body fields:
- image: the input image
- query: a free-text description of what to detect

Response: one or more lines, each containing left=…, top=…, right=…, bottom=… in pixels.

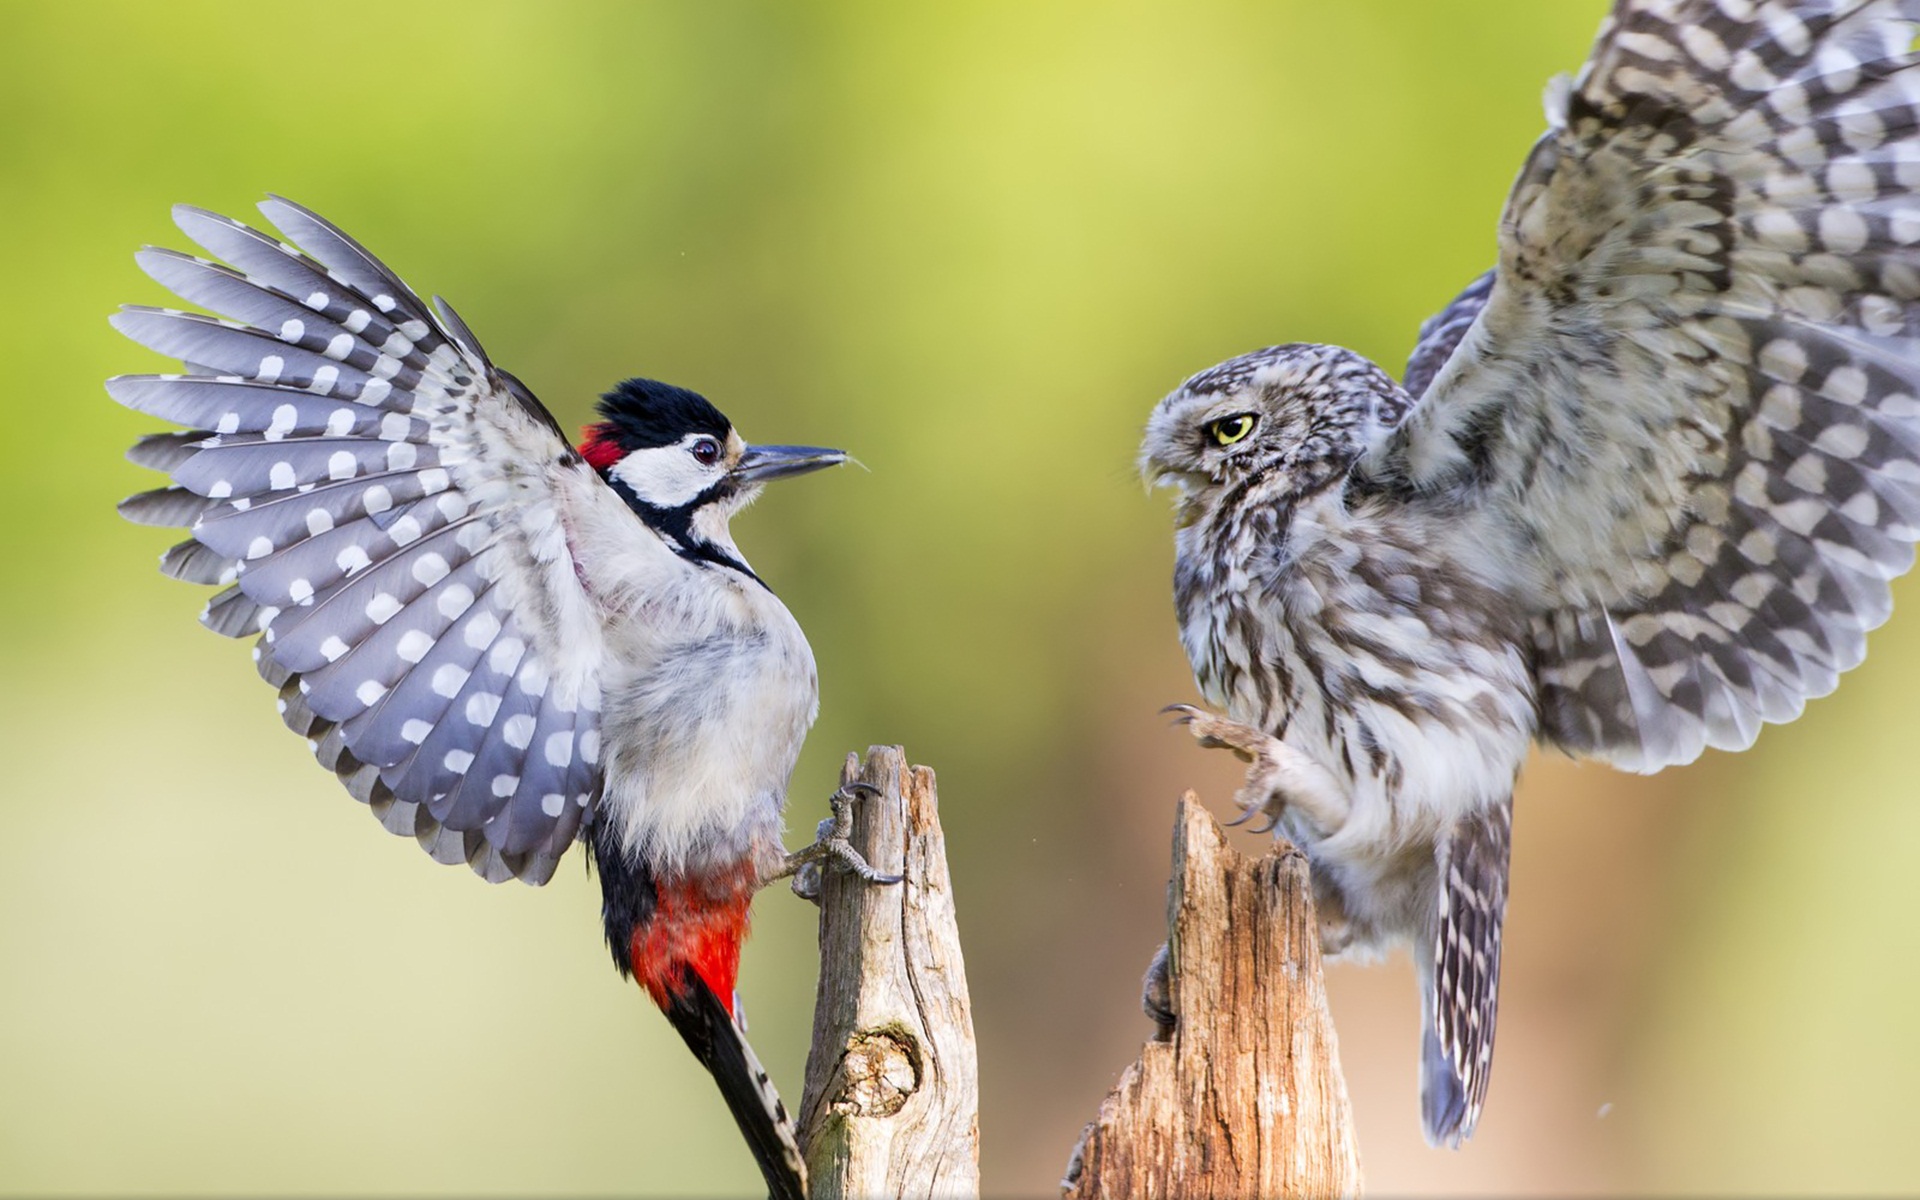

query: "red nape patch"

left=579, top=423, right=624, bottom=473
left=629, top=873, right=755, bottom=1015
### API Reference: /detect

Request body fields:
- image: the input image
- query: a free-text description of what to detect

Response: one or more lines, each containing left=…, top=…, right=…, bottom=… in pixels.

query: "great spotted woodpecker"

left=110, top=197, right=888, bottom=1198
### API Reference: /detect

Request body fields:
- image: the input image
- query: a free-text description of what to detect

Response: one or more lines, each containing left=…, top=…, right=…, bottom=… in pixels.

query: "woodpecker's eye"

left=1208, top=414, right=1257, bottom=446
left=691, top=437, right=722, bottom=466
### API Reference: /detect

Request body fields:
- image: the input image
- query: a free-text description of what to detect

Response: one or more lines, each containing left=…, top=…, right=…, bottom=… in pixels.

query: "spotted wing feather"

left=112, top=198, right=612, bottom=884
left=1376, top=0, right=1920, bottom=771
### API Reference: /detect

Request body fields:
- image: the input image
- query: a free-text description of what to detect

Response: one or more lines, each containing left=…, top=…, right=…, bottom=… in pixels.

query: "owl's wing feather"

left=1403, top=269, right=1495, bottom=399
left=112, top=199, right=626, bottom=883
left=1379, top=0, right=1920, bottom=771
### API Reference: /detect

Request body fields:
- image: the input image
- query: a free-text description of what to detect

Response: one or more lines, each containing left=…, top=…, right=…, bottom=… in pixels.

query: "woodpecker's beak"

left=732, top=444, right=847, bottom=484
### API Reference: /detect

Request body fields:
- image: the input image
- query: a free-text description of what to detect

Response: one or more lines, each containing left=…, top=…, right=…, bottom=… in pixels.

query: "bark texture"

left=1063, top=795, right=1362, bottom=1199
left=799, top=746, right=980, bottom=1199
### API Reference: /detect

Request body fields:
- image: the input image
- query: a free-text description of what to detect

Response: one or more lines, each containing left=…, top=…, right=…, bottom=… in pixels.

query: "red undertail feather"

left=630, top=874, right=754, bottom=1015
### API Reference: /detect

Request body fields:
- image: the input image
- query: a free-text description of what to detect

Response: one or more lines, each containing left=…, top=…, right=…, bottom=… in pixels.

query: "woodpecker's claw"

left=779, top=781, right=904, bottom=900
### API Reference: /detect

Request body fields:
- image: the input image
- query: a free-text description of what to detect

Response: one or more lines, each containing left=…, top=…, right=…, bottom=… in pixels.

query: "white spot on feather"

left=464, top=611, right=501, bottom=649
left=466, top=692, right=501, bottom=726
left=365, top=593, right=402, bottom=624
left=396, top=629, right=433, bottom=663
left=411, top=553, right=450, bottom=586
left=487, top=636, right=525, bottom=674
left=438, top=584, right=475, bottom=619
left=431, top=664, right=469, bottom=698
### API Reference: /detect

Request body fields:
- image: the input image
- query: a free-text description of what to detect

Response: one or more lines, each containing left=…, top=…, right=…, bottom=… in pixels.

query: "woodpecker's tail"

left=660, top=968, right=809, bottom=1200
left=589, top=822, right=807, bottom=1200
left=1419, top=795, right=1512, bottom=1148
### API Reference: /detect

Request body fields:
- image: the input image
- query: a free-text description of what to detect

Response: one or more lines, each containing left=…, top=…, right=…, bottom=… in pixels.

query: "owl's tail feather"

left=1419, top=795, right=1513, bottom=1148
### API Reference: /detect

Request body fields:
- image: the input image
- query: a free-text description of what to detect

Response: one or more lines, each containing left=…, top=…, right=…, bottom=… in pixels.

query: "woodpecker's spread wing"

left=1377, top=0, right=1920, bottom=771
left=113, top=198, right=615, bottom=884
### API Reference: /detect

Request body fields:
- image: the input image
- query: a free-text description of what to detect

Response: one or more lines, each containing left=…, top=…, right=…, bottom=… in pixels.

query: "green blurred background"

left=5, top=1, right=1919, bottom=1194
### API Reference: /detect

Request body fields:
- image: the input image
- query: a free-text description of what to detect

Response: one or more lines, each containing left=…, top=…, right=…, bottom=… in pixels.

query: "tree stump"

left=799, top=746, right=980, bottom=1199
left=1062, top=795, right=1362, bottom=1199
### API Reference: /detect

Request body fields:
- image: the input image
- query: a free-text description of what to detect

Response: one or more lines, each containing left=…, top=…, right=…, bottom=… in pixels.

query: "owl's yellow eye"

left=1209, top=414, right=1257, bottom=446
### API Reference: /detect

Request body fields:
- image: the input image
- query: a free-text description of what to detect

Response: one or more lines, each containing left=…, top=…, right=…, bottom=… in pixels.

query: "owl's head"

left=1139, top=343, right=1411, bottom=522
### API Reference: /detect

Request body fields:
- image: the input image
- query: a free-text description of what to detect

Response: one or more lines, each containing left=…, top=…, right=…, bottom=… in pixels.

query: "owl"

left=1141, top=0, right=1920, bottom=1145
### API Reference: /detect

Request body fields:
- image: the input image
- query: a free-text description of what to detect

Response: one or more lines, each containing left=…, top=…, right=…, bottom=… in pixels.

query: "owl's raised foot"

left=1163, top=703, right=1352, bottom=837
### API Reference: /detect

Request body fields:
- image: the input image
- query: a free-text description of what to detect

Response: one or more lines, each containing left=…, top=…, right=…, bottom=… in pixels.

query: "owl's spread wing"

left=113, top=198, right=627, bottom=883
left=1403, top=269, right=1495, bottom=400
left=1378, top=0, right=1920, bottom=771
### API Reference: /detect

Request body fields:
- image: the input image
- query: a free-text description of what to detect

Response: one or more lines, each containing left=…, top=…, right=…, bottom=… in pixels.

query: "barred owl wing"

left=113, top=198, right=637, bottom=883
left=1377, top=0, right=1920, bottom=772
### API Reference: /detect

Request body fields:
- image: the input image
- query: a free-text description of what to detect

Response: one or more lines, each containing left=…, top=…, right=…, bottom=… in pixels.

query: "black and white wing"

left=1377, top=0, right=1920, bottom=772
left=114, top=198, right=615, bottom=884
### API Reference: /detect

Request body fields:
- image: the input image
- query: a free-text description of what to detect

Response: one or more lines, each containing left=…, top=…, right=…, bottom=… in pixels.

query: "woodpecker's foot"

left=779, top=781, right=905, bottom=901
left=1164, top=703, right=1352, bottom=836
left=1142, top=942, right=1175, bottom=1040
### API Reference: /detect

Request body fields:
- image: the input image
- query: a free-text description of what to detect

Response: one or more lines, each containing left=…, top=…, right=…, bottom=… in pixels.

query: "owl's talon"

left=1166, top=702, right=1350, bottom=837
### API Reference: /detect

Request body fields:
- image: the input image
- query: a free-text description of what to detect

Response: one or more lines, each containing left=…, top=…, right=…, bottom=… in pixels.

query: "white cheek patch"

left=609, top=437, right=726, bottom=508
